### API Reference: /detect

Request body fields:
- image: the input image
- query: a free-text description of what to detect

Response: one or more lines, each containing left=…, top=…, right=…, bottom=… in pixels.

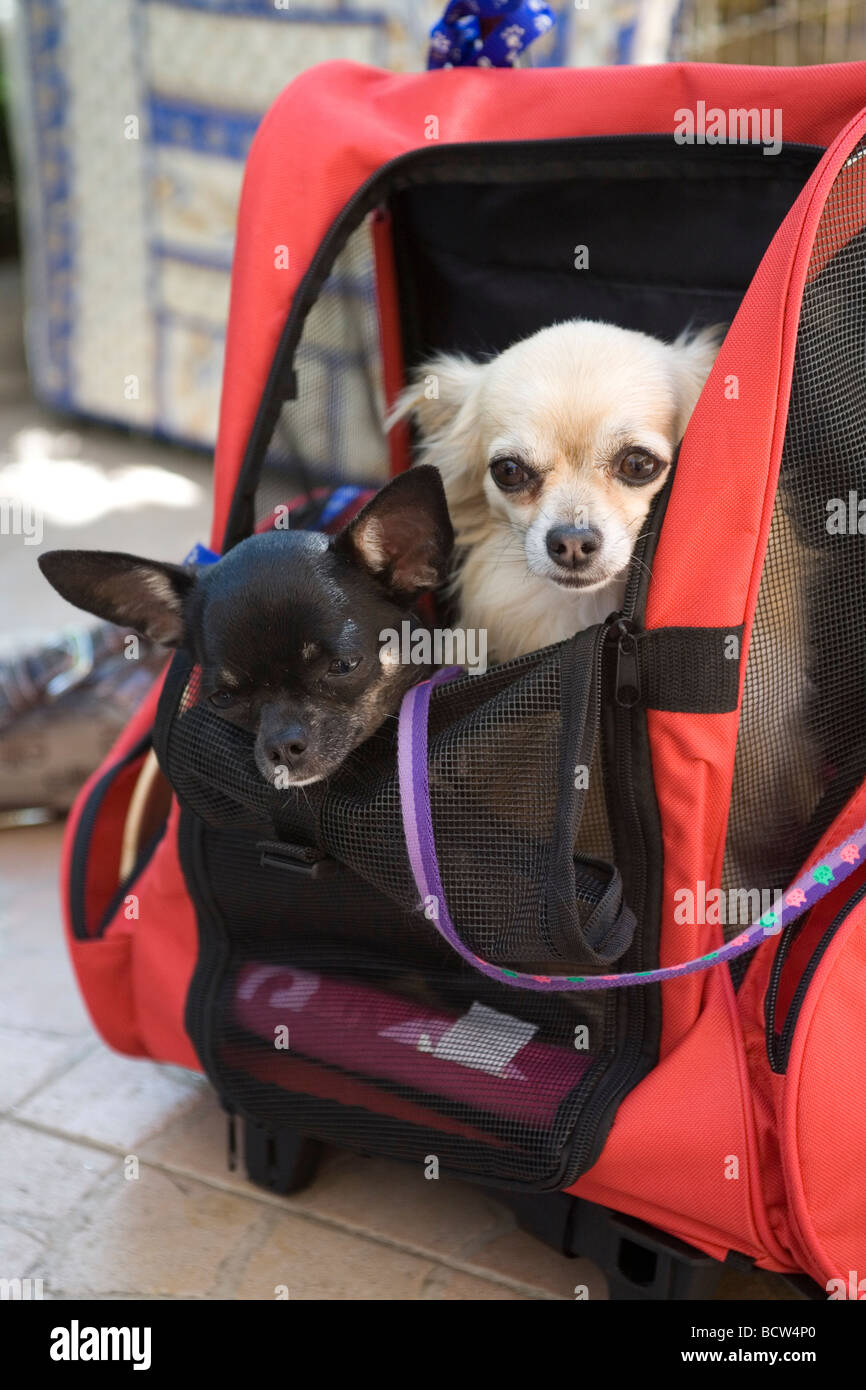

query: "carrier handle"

left=398, top=667, right=866, bottom=992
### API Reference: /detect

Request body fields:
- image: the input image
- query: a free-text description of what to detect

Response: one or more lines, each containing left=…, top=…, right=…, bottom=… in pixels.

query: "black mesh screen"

left=252, top=224, right=390, bottom=526
left=722, top=140, right=866, bottom=924
left=189, top=819, right=612, bottom=1187
left=165, top=637, right=617, bottom=971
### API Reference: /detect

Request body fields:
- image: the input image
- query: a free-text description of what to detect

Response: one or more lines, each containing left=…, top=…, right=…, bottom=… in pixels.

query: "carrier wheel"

left=242, top=1120, right=323, bottom=1196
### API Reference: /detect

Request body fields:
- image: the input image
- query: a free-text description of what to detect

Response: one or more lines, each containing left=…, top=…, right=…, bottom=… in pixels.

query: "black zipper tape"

left=563, top=485, right=671, bottom=1180
left=765, top=876, right=866, bottom=1073
left=94, top=825, right=166, bottom=938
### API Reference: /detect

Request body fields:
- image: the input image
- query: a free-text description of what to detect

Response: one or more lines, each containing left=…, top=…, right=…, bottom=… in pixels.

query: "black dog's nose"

left=546, top=525, right=601, bottom=570
left=267, top=725, right=309, bottom=765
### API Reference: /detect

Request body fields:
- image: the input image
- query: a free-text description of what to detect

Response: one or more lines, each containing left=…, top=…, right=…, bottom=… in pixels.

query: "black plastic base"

left=237, top=1121, right=817, bottom=1301
left=502, top=1190, right=723, bottom=1299
left=241, top=1118, right=323, bottom=1195
left=237, top=1118, right=720, bottom=1298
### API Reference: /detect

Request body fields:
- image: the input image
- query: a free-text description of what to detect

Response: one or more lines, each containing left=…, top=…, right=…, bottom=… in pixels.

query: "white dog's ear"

left=387, top=354, right=488, bottom=528
left=669, top=323, right=726, bottom=434
left=387, top=353, right=485, bottom=438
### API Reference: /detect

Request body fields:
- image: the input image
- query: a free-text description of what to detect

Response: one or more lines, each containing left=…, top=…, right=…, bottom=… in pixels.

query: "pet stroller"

left=63, top=59, right=866, bottom=1299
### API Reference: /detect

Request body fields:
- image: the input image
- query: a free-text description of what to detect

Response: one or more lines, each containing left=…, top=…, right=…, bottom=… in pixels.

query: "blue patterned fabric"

left=428, top=0, right=556, bottom=69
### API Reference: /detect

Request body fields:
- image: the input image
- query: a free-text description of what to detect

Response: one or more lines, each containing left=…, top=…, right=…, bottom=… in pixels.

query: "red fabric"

left=646, top=102, right=866, bottom=1056
left=123, top=796, right=201, bottom=1071
left=736, top=778, right=866, bottom=1280
left=568, top=104, right=866, bottom=1266
left=60, top=677, right=166, bottom=937
left=782, top=900, right=866, bottom=1284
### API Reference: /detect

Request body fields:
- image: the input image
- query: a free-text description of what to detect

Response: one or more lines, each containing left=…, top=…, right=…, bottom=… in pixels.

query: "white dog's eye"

left=490, top=457, right=532, bottom=491
left=614, top=449, right=665, bottom=486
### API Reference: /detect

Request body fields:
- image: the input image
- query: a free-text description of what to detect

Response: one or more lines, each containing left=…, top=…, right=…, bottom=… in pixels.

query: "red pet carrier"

left=63, top=59, right=866, bottom=1299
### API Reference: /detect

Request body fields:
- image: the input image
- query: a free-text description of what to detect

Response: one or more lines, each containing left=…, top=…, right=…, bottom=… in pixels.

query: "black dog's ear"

left=334, top=466, right=454, bottom=600
left=38, top=550, right=196, bottom=647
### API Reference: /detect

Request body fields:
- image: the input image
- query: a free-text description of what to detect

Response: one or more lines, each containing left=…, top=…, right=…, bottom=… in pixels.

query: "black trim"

left=548, top=623, right=638, bottom=967
left=565, top=486, right=670, bottom=1176
left=765, top=876, right=866, bottom=1073
left=68, top=736, right=152, bottom=941
left=636, top=624, right=745, bottom=713
left=181, top=808, right=233, bottom=1098
left=95, top=825, right=166, bottom=937
left=153, top=648, right=195, bottom=776
left=257, top=840, right=338, bottom=878
left=179, top=828, right=617, bottom=1192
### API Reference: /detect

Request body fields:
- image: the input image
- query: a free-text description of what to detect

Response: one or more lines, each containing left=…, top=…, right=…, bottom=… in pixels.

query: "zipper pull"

left=612, top=618, right=641, bottom=708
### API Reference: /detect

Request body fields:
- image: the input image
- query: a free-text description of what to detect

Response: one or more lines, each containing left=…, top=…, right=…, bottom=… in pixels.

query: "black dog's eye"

left=615, top=449, right=665, bottom=486
left=490, top=457, right=532, bottom=491
left=208, top=688, right=237, bottom=709
left=327, top=656, right=362, bottom=676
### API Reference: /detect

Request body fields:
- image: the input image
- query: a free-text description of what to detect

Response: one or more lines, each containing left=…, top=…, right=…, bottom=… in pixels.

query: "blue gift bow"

left=184, top=542, right=220, bottom=566
left=427, top=0, right=556, bottom=69
left=181, top=486, right=368, bottom=568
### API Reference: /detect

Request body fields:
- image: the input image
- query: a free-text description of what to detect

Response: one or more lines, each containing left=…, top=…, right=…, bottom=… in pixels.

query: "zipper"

left=612, top=616, right=641, bottom=708
left=766, top=876, right=866, bottom=1073
left=181, top=809, right=234, bottom=1103
left=160, top=650, right=239, bottom=1109
left=562, top=505, right=663, bottom=1177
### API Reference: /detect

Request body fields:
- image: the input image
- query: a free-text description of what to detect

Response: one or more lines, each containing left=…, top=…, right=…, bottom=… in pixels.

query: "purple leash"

left=397, top=668, right=866, bottom=991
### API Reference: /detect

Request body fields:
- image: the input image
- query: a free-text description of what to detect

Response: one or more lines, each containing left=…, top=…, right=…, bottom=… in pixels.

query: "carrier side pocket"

left=65, top=736, right=163, bottom=1057
left=766, top=876, right=866, bottom=1284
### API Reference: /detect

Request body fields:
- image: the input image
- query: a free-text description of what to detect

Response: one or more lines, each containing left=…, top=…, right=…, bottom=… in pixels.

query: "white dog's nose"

left=545, top=525, right=601, bottom=570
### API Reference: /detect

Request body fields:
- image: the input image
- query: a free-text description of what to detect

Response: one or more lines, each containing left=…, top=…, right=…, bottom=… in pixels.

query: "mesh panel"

left=165, top=637, right=616, bottom=970
left=189, top=821, right=611, bottom=1187
left=254, top=222, right=389, bottom=525
left=723, top=140, right=866, bottom=925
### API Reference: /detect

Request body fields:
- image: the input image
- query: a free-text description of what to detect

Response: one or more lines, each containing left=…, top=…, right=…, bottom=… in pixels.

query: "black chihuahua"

left=38, top=466, right=453, bottom=787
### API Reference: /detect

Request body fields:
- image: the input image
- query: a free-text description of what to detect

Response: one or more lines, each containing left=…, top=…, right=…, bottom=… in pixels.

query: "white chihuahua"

left=393, top=317, right=825, bottom=898
left=392, top=319, right=722, bottom=662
